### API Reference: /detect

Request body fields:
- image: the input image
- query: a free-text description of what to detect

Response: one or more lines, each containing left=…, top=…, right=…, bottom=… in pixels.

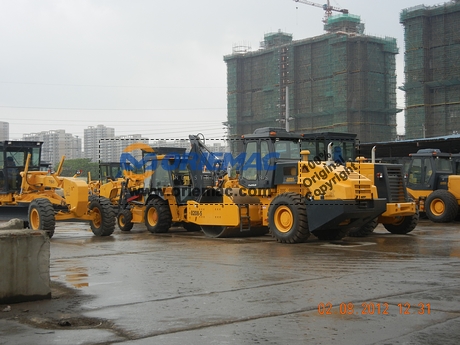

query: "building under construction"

left=224, top=14, right=399, bottom=143
left=400, top=1, right=460, bottom=139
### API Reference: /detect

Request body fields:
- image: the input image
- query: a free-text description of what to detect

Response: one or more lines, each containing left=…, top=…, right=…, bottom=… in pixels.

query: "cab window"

left=242, top=141, right=258, bottom=181
left=274, top=140, right=300, bottom=159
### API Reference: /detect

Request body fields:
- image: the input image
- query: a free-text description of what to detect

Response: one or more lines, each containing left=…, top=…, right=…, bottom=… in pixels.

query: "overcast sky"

left=0, top=0, right=445, bottom=141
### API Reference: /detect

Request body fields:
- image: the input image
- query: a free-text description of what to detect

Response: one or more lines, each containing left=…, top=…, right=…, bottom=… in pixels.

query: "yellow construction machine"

left=0, top=141, right=115, bottom=237
left=301, top=133, right=419, bottom=237
left=94, top=146, right=196, bottom=232
left=351, top=155, right=419, bottom=236
left=405, top=149, right=460, bottom=222
left=105, top=128, right=388, bottom=243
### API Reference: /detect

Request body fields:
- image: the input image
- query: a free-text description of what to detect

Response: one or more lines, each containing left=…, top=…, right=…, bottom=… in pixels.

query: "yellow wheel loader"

left=0, top=141, right=115, bottom=237
left=350, top=156, right=419, bottom=236
left=405, top=149, right=460, bottom=222
left=104, top=128, right=388, bottom=243
left=300, top=133, right=419, bottom=237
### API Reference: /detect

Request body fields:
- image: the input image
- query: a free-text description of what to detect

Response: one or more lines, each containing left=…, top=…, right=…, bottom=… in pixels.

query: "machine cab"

left=0, top=141, right=43, bottom=193
left=98, top=162, right=125, bottom=184
left=406, top=149, right=454, bottom=191
left=300, top=132, right=357, bottom=163
left=144, top=147, right=191, bottom=203
left=453, top=154, right=460, bottom=175
left=239, top=128, right=301, bottom=189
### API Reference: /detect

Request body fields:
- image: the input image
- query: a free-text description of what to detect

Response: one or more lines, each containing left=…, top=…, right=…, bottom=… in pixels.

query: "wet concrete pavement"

left=1, top=219, right=459, bottom=345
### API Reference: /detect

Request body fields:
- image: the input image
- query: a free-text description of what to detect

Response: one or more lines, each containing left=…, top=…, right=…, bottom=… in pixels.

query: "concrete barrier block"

left=0, top=219, right=24, bottom=230
left=0, top=230, right=51, bottom=304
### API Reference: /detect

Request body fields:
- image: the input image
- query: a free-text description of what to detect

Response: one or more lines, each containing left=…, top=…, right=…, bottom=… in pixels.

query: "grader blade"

left=0, top=205, right=28, bottom=222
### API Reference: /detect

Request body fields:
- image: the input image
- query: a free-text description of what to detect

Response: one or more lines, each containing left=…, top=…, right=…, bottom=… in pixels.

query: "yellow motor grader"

left=0, top=141, right=115, bottom=237
left=103, top=128, right=388, bottom=243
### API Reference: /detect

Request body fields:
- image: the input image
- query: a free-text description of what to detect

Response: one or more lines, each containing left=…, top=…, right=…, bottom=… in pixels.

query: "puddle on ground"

left=51, top=259, right=89, bottom=288
left=321, top=241, right=375, bottom=247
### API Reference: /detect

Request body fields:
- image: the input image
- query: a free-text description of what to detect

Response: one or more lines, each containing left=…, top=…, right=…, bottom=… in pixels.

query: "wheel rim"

left=118, top=215, right=125, bottom=227
left=430, top=198, right=445, bottom=216
left=273, top=206, right=293, bottom=233
left=93, top=208, right=102, bottom=228
left=30, top=208, right=40, bottom=230
left=147, top=207, right=158, bottom=226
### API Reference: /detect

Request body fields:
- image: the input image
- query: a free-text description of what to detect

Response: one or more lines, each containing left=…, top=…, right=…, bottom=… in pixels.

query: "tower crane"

left=293, top=0, right=348, bottom=24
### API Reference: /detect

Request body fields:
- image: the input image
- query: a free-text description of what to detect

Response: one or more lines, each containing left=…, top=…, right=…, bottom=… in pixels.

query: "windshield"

left=274, top=140, right=300, bottom=159
left=301, top=139, right=355, bottom=162
left=434, top=157, right=453, bottom=173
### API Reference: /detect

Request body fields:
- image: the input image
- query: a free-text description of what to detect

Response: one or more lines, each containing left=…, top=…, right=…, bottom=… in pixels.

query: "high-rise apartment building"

left=400, top=1, right=460, bottom=139
left=224, top=15, right=398, bottom=143
left=84, top=125, right=116, bottom=162
left=0, top=121, right=9, bottom=141
left=84, top=126, right=150, bottom=162
left=23, top=130, right=82, bottom=165
left=104, top=134, right=150, bottom=163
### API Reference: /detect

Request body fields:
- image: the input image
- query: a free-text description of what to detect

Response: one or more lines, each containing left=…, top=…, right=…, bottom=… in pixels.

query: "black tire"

left=89, top=197, right=115, bottom=236
left=183, top=222, right=201, bottom=232
left=348, top=218, right=378, bottom=237
left=268, top=193, right=309, bottom=243
left=384, top=209, right=419, bottom=234
left=117, top=209, right=134, bottom=231
left=314, top=228, right=348, bottom=241
left=145, top=199, right=172, bottom=233
left=28, top=198, right=56, bottom=238
left=425, top=190, right=458, bottom=223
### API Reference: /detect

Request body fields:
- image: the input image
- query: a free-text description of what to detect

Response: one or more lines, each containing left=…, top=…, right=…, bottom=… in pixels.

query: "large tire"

left=117, top=209, right=134, bottom=232
left=268, top=193, right=309, bottom=243
left=28, top=198, right=56, bottom=238
left=145, top=199, right=172, bottom=233
left=348, top=218, right=378, bottom=237
left=425, top=190, right=458, bottom=223
left=314, top=228, right=348, bottom=241
left=384, top=209, right=419, bottom=234
left=89, top=197, right=115, bottom=236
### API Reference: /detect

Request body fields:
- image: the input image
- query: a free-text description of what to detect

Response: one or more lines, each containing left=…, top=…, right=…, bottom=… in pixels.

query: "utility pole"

left=286, top=86, right=290, bottom=132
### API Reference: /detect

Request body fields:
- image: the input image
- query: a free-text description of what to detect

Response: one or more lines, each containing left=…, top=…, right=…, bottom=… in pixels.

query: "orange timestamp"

left=318, top=302, right=431, bottom=315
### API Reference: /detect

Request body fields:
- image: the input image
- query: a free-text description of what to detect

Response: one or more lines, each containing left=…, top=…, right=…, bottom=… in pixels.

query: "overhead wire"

left=0, top=81, right=225, bottom=89
left=1, top=81, right=228, bottom=139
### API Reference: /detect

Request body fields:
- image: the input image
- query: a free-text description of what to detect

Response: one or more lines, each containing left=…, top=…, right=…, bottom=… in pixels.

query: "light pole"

left=277, top=86, right=294, bottom=131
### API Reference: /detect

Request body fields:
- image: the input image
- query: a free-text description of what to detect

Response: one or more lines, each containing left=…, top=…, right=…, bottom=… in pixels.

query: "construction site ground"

left=1, top=219, right=459, bottom=345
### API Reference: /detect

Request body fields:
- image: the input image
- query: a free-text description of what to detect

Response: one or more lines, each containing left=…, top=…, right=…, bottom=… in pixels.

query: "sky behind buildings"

left=0, top=0, right=444, bottom=141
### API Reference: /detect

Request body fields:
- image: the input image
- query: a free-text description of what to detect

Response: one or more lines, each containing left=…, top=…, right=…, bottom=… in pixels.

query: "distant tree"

left=56, top=158, right=99, bottom=179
